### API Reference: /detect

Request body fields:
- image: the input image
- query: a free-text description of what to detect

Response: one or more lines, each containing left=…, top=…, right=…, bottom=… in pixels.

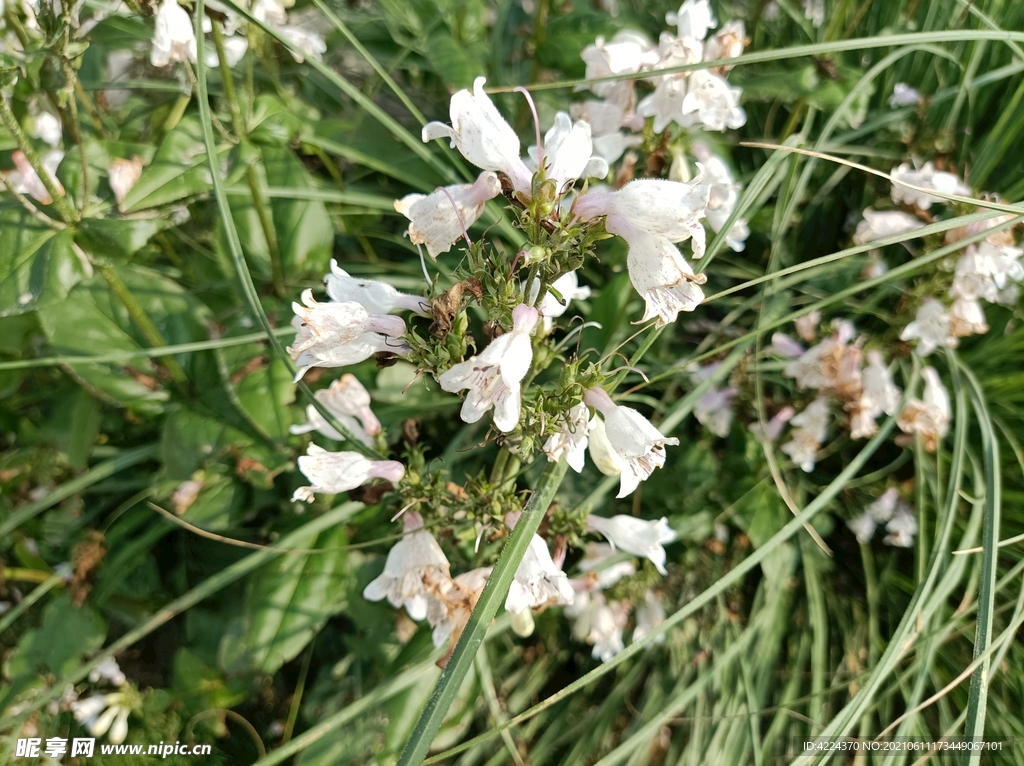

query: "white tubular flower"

left=580, top=32, right=658, bottom=99
left=587, top=415, right=625, bottom=476
left=577, top=542, right=636, bottom=588
left=426, top=567, right=492, bottom=651
left=850, top=351, right=901, bottom=439
left=666, top=0, right=716, bottom=40
left=690, top=144, right=749, bottom=252
left=703, top=20, right=746, bottom=66
left=899, top=298, right=956, bottom=357
left=593, top=132, right=644, bottom=165
left=505, top=533, right=574, bottom=615
left=537, top=270, right=591, bottom=332
left=72, top=694, right=132, bottom=744
left=290, top=374, right=381, bottom=445
left=150, top=0, right=196, bottom=67
left=108, top=156, right=144, bottom=209
left=206, top=34, right=248, bottom=67
left=681, top=70, right=746, bottom=132
left=586, top=513, right=677, bottom=575
left=852, top=208, right=924, bottom=245
left=89, top=657, right=127, bottom=687
left=749, top=405, right=796, bottom=442
left=589, top=596, right=629, bottom=661
left=693, top=386, right=736, bottom=438
left=897, top=366, right=950, bottom=452
left=606, top=215, right=706, bottom=327
left=567, top=591, right=629, bottom=662
left=637, top=79, right=688, bottom=134
left=584, top=387, right=680, bottom=498
left=363, top=512, right=451, bottom=621
left=528, top=113, right=608, bottom=192
left=889, top=83, right=922, bottom=108
left=868, top=487, right=899, bottom=523
left=884, top=505, right=918, bottom=548
left=252, top=0, right=288, bottom=24
left=422, top=77, right=533, bottom=195
left=781, top=398, right=829, bottom=472
left=438, top=304, right=538, bottom=433
left=289, top=289, right=408, bottom=381
left=795, top=310, right=820, bottom=342
left=890, top=161, right=970, bottom=210
left=771, top=332, right=806, bottom=358
left=395, top=172, right=502, bottom=259
left=783, top=322, right=855, bottom=391
left=278, top=25, right=327, bottom=63
left=803, top=0, right=824, bottom=27
left=291, top=445, right=405, bottom=503
left=575, top=177, right=711, bottom=247
left=543, top=402, right=591, bottom=472
left=323, top=259, right=428, bottom=314
left=29, top=102, right=62, bottom=147
left=967, top=241, right=1024, bottom=293
left=632, top=590, right=666, bottom=644
left=847, top=514, right=876, bottom=545
left=8, top=149, right=63, bottom=205
left=949, top=296, right=989, bottom=338
left=949, top=250, right=996, bottom=304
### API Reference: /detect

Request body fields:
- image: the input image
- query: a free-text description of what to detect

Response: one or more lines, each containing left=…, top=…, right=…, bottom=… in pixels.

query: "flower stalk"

left=0, top=93, right=77, bottom=225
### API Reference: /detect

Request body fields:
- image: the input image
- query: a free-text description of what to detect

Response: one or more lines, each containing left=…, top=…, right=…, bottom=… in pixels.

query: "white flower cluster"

left=847, top=488, right=918, bottom=548
left=853, top=162, right=1022, bottom=356
left=148, top=0, right=324, bottom=69
left=769, top=314, right=952, bottom=466
left=771, top=317, right=902, bottom=470
left=364, top=507, right=678, bottom=663
left=287, top=261, right=419, bottom=503
left=573, top=0, right=751, bottom=252
left=69, top=659, right=134, bottom=745
left=565, top=516, right=675, bottom=661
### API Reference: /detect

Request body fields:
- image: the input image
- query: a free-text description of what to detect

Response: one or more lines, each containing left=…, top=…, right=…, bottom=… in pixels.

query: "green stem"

left=489, top=447, right=510, bottom=484
left=213, top=17, right=285, bottom=297
left=247, top=167, right=286, bottom=297
left=74, top=79, right=108, bottom=138
left=282, top=641, right=314, bottom=744
left=0, top=94, right=77, bottom=224
left=0, top=174, right=64, bottom=229
left=192, top=0, right=383, bottom=460
left=60, top=57, right=89, bottom=215
left=396, top=458, right=569, bottom=766
left=211, top=19, right=245, bottom=133
left=96, top=264, right=189, bottom=387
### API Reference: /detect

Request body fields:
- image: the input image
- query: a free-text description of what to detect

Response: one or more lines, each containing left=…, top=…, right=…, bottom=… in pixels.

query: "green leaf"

left=7, top=593, right=106, bottom=680
left=180, top=471, right=245, bottom=531
left=36, top=264, right=208, bottom=414
left=62, top=389, right=102, bottom=469
left=0, top=211, right=87, bottom=318
left=76, top=217, right=171, bottom=261
left=218, top=524, right=350, bottom=675
left=234, top=355, right=295, bottom=440
left=248, top=93, right=304, bottom=144
left=119, top=116, right=232, bottom=212
left=424, top=31, right=485, bottom=90
left=172, top=647, right=251, bottom=723
left=261, top=144, right=334, bottom=275
left=160, top=408, right=244, bottom=480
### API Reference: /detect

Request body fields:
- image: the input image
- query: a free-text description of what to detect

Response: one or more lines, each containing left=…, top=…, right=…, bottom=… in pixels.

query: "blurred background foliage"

left=2, top=0, right=1024, bottom=763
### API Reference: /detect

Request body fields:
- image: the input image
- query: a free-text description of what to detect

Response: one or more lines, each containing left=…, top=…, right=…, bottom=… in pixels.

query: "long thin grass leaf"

left=397, top=457, right=569, bottom=766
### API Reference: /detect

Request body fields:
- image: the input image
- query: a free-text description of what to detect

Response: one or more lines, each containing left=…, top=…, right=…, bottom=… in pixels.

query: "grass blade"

left=0, top=444, right=159, bottom=538
left=191, top=0, right=384, bottom=459
left=960, top=362, right=1002, bottom=741
left=397, top=457, right=569, bottom=766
